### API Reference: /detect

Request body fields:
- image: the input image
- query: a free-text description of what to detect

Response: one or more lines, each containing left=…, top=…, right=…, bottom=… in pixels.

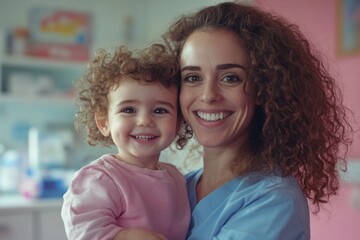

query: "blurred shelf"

left=0, top=93, right=75, bottom=106
left=0, top=53, right=82, bottom=104
left=0, top=54, right=87, bottom=70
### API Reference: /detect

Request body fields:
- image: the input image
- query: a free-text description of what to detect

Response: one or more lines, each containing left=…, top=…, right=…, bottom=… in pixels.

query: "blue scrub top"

left=186, top=169, right=310, bottom=240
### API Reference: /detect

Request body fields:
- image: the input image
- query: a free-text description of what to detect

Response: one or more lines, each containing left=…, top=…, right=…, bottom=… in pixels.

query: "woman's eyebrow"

left=181, top=66, right=200, bottom=72
left=181, top=63, right=246, bottom=72
left=216, top=63, right=247, bottom=70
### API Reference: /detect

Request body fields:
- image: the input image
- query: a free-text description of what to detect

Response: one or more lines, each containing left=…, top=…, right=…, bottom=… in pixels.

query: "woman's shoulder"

left=245, top=172, right=303, bottom=194
left=234, top=172, right=308, bottom=210
left=217, top=173, right=310, bottom=240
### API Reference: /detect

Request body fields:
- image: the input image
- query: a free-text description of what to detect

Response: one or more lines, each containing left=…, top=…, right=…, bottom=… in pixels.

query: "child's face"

left=96, top=78, right=178, bottom=168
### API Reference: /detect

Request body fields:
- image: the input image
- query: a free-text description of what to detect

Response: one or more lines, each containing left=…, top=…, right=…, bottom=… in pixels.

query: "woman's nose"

left=199, top=80, right=221, bottom=103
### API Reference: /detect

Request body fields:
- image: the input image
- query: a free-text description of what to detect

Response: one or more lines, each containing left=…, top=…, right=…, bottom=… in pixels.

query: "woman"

left=164, top=2, right=353, bottom=239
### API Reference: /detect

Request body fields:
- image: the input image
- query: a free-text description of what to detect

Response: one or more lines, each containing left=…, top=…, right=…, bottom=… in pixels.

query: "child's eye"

left=121, top=107, right=136, bottom=114
left=153, top=108, right=169, bottom=115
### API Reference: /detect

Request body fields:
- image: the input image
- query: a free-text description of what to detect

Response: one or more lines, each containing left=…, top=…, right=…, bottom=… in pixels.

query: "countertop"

left=0, top=194, right=63, bottom=212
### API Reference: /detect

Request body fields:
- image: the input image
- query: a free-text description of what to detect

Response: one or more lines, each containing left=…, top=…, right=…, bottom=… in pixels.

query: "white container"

left=0, top=150, right=22, bottom=193
left=0, top=29, right=6, bottom=55
left=12, top=27, right=28, bottom=55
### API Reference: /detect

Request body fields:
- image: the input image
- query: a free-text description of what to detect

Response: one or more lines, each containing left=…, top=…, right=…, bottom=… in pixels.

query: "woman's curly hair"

left=163, top=2, right=354, bottom=210
left=75, top=43, right=187, bottom=148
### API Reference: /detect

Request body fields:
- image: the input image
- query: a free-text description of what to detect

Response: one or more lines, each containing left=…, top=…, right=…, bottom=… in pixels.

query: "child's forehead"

left=110, top=76, right=177, bottom=93
left=114, top=76, right=177, bottom=88
left=108, top=78, right=178, bottom=107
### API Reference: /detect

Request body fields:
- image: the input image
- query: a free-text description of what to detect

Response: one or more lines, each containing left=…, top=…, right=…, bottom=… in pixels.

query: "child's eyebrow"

left=156, top=101, right=177, bottom=110
left=115, top=100, right=136, bottom=107
left=116, top=100, right=177, bottom=109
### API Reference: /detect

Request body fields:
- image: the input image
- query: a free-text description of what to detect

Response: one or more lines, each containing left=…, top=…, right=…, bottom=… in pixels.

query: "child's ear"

left=95, top=112, right=111, bottom=137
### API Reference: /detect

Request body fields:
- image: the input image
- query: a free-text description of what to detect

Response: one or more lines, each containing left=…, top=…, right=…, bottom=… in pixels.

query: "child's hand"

left=113, top=228, right=167, bottom=240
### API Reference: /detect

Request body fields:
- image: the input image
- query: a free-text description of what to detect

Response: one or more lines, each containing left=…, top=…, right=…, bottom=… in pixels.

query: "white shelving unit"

left=0, top=54, right=87, bottom=170
left=0, top=53, right=86, bottom=103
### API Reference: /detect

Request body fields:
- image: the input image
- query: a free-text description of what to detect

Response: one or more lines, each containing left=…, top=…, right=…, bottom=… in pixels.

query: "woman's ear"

left=95, top=112, right=111, bottom=137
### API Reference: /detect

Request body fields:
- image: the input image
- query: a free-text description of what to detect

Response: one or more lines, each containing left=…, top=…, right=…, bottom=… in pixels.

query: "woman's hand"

left=113, top=228, right=167, bottom=240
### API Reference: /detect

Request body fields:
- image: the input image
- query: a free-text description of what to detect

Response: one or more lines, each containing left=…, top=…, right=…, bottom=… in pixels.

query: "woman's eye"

left=222, top=75, right=242, bottom=84
left=121, top=107, right=135, bottom=114
left=153, top=108, right=169, bottom=114
left=182, top=75, right=201, bottom=83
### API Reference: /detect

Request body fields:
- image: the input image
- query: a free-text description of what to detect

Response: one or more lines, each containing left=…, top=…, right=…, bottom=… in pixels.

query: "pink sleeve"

left=61, top=166, right=124, bottom=240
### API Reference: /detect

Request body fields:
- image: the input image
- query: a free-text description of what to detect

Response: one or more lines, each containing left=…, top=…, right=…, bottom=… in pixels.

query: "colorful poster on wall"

left=26, top=7, right=92, bottom=61
left=337, top=0, right=360, bottom=56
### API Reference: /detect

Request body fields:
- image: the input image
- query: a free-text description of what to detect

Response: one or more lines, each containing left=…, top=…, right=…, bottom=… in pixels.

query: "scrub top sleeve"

left=214, top=187, right=310, bottom=240
left=62, top=167, right=124, bottom=240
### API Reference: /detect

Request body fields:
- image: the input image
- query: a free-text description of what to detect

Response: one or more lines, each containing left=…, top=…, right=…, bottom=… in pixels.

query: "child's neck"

left=113, top=153, right=160, bottom=170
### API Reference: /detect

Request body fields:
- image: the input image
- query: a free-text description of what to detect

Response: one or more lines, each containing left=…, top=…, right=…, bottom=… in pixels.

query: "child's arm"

left=113, top=228, right=167, bottom=240
left=62, top=166, right=126, bottom=239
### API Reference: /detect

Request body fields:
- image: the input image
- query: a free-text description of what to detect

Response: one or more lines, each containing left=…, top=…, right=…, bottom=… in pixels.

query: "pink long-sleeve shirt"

left=61, top=154, right=190, bottom=240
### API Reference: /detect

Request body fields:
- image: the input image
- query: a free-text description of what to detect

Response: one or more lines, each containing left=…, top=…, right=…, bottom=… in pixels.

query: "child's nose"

left=137, top=113, right=155, bottom=127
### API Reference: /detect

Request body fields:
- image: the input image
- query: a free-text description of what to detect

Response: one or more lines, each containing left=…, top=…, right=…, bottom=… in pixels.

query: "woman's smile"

left=195, top=111, right=233, bottom=122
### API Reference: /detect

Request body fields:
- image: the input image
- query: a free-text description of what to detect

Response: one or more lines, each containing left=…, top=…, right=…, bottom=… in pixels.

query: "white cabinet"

left=39, top=209, right=67, bottom=240
left=0, top=212, right=33, bottom=240
left=0, top=195, right=66, bottom=240
left=0, top=54, right=85, bottom=102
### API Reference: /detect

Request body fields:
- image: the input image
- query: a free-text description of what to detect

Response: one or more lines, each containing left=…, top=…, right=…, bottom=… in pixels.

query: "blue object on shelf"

left=38, top=177, right=68, bottom=198
left=20, top=167, right=69, bottom=199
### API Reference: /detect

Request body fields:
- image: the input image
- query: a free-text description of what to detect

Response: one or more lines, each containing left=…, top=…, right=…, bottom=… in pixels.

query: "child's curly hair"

left=75, top=43, right=187, bottom=148
left=163, top=2, right=354, bottom=211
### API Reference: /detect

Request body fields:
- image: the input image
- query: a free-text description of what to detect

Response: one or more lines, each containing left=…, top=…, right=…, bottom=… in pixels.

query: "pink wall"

left=254, top=0, right=360, bottom=239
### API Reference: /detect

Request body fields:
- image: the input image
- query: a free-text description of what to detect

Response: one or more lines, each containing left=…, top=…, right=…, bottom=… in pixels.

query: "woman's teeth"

left=196, top=111, right=230, bottom=121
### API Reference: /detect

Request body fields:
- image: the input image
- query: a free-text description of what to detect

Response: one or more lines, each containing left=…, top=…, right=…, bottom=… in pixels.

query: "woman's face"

left=180, top=29, right=257, bottom=149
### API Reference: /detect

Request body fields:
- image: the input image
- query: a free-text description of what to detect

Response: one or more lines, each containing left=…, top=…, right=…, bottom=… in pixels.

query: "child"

left=61, top=44, right=190, bottom=240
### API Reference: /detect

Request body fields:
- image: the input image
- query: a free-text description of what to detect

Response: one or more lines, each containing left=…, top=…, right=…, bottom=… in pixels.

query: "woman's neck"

left=196, top=147, right=238, bottom=201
